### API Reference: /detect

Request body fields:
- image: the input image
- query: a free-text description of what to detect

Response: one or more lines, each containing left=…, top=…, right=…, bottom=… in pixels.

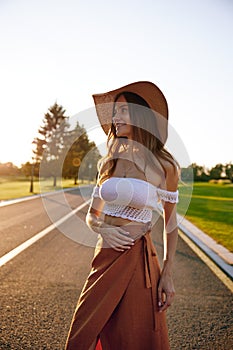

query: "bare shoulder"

left=160, top=158, right=179, bottom=191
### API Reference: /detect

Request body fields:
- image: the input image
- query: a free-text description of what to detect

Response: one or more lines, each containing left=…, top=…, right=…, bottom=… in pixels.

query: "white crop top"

left=92, top=177, right=178, bottom=223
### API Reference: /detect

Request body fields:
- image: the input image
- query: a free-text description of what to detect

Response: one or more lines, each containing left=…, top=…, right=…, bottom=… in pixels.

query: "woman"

left=65, top=81, right=179, bottom=350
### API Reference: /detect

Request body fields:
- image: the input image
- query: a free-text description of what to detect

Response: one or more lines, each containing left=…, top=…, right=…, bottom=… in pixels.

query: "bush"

left=217, top=179, right=232, bottom=185
left=209, top=179, right=231, bottom=185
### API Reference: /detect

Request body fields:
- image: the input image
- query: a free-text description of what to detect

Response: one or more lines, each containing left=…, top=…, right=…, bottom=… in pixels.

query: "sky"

left=0, top=0, right=232, bottom=169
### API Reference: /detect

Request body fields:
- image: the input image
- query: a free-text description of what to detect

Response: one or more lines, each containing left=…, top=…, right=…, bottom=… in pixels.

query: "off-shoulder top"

left=92, top=177, right=178, bottom=223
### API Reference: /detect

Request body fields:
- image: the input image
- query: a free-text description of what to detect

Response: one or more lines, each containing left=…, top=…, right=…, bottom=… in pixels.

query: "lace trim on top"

left=157, top=188, right=179, bottom=203
left=103, top=204, right=152, bottom=223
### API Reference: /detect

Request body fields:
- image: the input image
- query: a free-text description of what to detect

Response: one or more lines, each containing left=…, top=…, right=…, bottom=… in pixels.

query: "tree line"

left=1, top=159, right=232, bottom=183
left=181, top=163, right=233, bottom=182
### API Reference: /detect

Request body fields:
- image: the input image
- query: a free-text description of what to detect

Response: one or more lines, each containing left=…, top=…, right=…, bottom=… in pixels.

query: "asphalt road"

left=0, top=188, right=232, bottom=350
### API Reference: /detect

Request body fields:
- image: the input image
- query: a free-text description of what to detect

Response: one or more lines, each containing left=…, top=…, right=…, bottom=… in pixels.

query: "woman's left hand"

left=157, top=268, right=175, bottom=313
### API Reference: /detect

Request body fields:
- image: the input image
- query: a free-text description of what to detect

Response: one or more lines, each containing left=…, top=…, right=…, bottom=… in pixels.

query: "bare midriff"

left=104, top=214, right=135, bottom=227
left=104, top=214, right=152, bottom=241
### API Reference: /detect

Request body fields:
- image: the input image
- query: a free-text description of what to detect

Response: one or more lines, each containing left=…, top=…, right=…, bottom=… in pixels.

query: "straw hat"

left=92, top=81, right=169, bottom=143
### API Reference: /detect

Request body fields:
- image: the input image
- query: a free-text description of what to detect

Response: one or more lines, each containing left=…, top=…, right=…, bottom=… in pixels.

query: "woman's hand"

left=98, top=224, right=135, bottom=252
left=157, top=267, right=175, bottom=313
left=86, top=203, right=134, bottom=252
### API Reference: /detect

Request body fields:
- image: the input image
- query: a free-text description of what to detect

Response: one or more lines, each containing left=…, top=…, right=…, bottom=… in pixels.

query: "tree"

left=33, top=102, right=69, bottom=186
left=78, top=145, right=101, bottom=183
left=189, top=163, right=209, bottom=182
left=225, top=163, right=233, bottom=182
left=62, top=122, right=101, bottom=184
left=0, top=162, right=20, bottom=176
left=21, top=161, right=40, bottom=178
left=180, top=166, right=193, bottom=182
left=209, top=163, right=224, bottom=180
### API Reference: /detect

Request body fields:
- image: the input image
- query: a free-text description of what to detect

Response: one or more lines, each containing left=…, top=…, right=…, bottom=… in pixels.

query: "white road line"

left=0, top=199, right=91, bottom=267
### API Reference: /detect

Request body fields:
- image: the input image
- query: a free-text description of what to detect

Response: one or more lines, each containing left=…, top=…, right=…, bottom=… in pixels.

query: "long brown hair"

left=97, top=92, right=179, bottom=185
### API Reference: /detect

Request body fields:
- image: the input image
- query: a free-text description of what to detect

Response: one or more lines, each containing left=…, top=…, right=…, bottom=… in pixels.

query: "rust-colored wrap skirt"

left=65, top=230, right=170, bottom=350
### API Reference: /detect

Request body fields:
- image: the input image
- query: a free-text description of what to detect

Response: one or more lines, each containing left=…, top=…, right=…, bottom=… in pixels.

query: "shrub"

left=217, top=179, right=232, bottom=185
left=209, top=179, right=231, bottom=185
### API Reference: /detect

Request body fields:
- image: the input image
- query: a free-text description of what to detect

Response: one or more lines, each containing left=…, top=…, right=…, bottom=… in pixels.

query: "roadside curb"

left=177, top=214, right=233, bottom=281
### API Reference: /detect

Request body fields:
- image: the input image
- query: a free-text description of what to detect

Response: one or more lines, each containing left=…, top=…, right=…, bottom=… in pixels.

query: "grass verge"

left=0, top=176, right=90, bottom=201
left=178, top=182, right=233, bottom=252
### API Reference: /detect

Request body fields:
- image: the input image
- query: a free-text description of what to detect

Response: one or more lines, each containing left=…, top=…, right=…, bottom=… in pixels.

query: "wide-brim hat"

left=92, top=81, right=169, bottom=143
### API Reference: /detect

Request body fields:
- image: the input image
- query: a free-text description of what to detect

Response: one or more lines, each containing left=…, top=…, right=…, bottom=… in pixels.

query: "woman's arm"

left=158, top=162, right=179, bottom=312
left=86, top=196, right=106, bottom=232
left=86, top=195, right=135, bottom=252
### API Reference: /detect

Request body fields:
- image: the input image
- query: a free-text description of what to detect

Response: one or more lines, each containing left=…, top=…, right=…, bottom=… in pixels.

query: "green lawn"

left=0, top=176, right=90, bottom=201
left=178, top=182, right=233, bottom=252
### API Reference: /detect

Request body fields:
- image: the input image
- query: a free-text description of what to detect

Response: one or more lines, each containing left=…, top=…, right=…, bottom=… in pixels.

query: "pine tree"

left=33, top=102, right=69, bottom=186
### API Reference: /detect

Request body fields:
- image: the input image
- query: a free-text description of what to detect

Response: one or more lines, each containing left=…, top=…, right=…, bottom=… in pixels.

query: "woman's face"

left=112, top=95, right=132, bottom=139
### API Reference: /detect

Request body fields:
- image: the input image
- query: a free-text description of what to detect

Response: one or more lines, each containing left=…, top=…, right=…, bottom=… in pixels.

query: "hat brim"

left=92, top=81, right=168, bottom=142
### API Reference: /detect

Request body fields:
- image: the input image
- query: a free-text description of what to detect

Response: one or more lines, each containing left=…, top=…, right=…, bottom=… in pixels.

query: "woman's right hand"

left=86, top=204, right=135, bottom=252
left=97, top=223, right=135, bottom=252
